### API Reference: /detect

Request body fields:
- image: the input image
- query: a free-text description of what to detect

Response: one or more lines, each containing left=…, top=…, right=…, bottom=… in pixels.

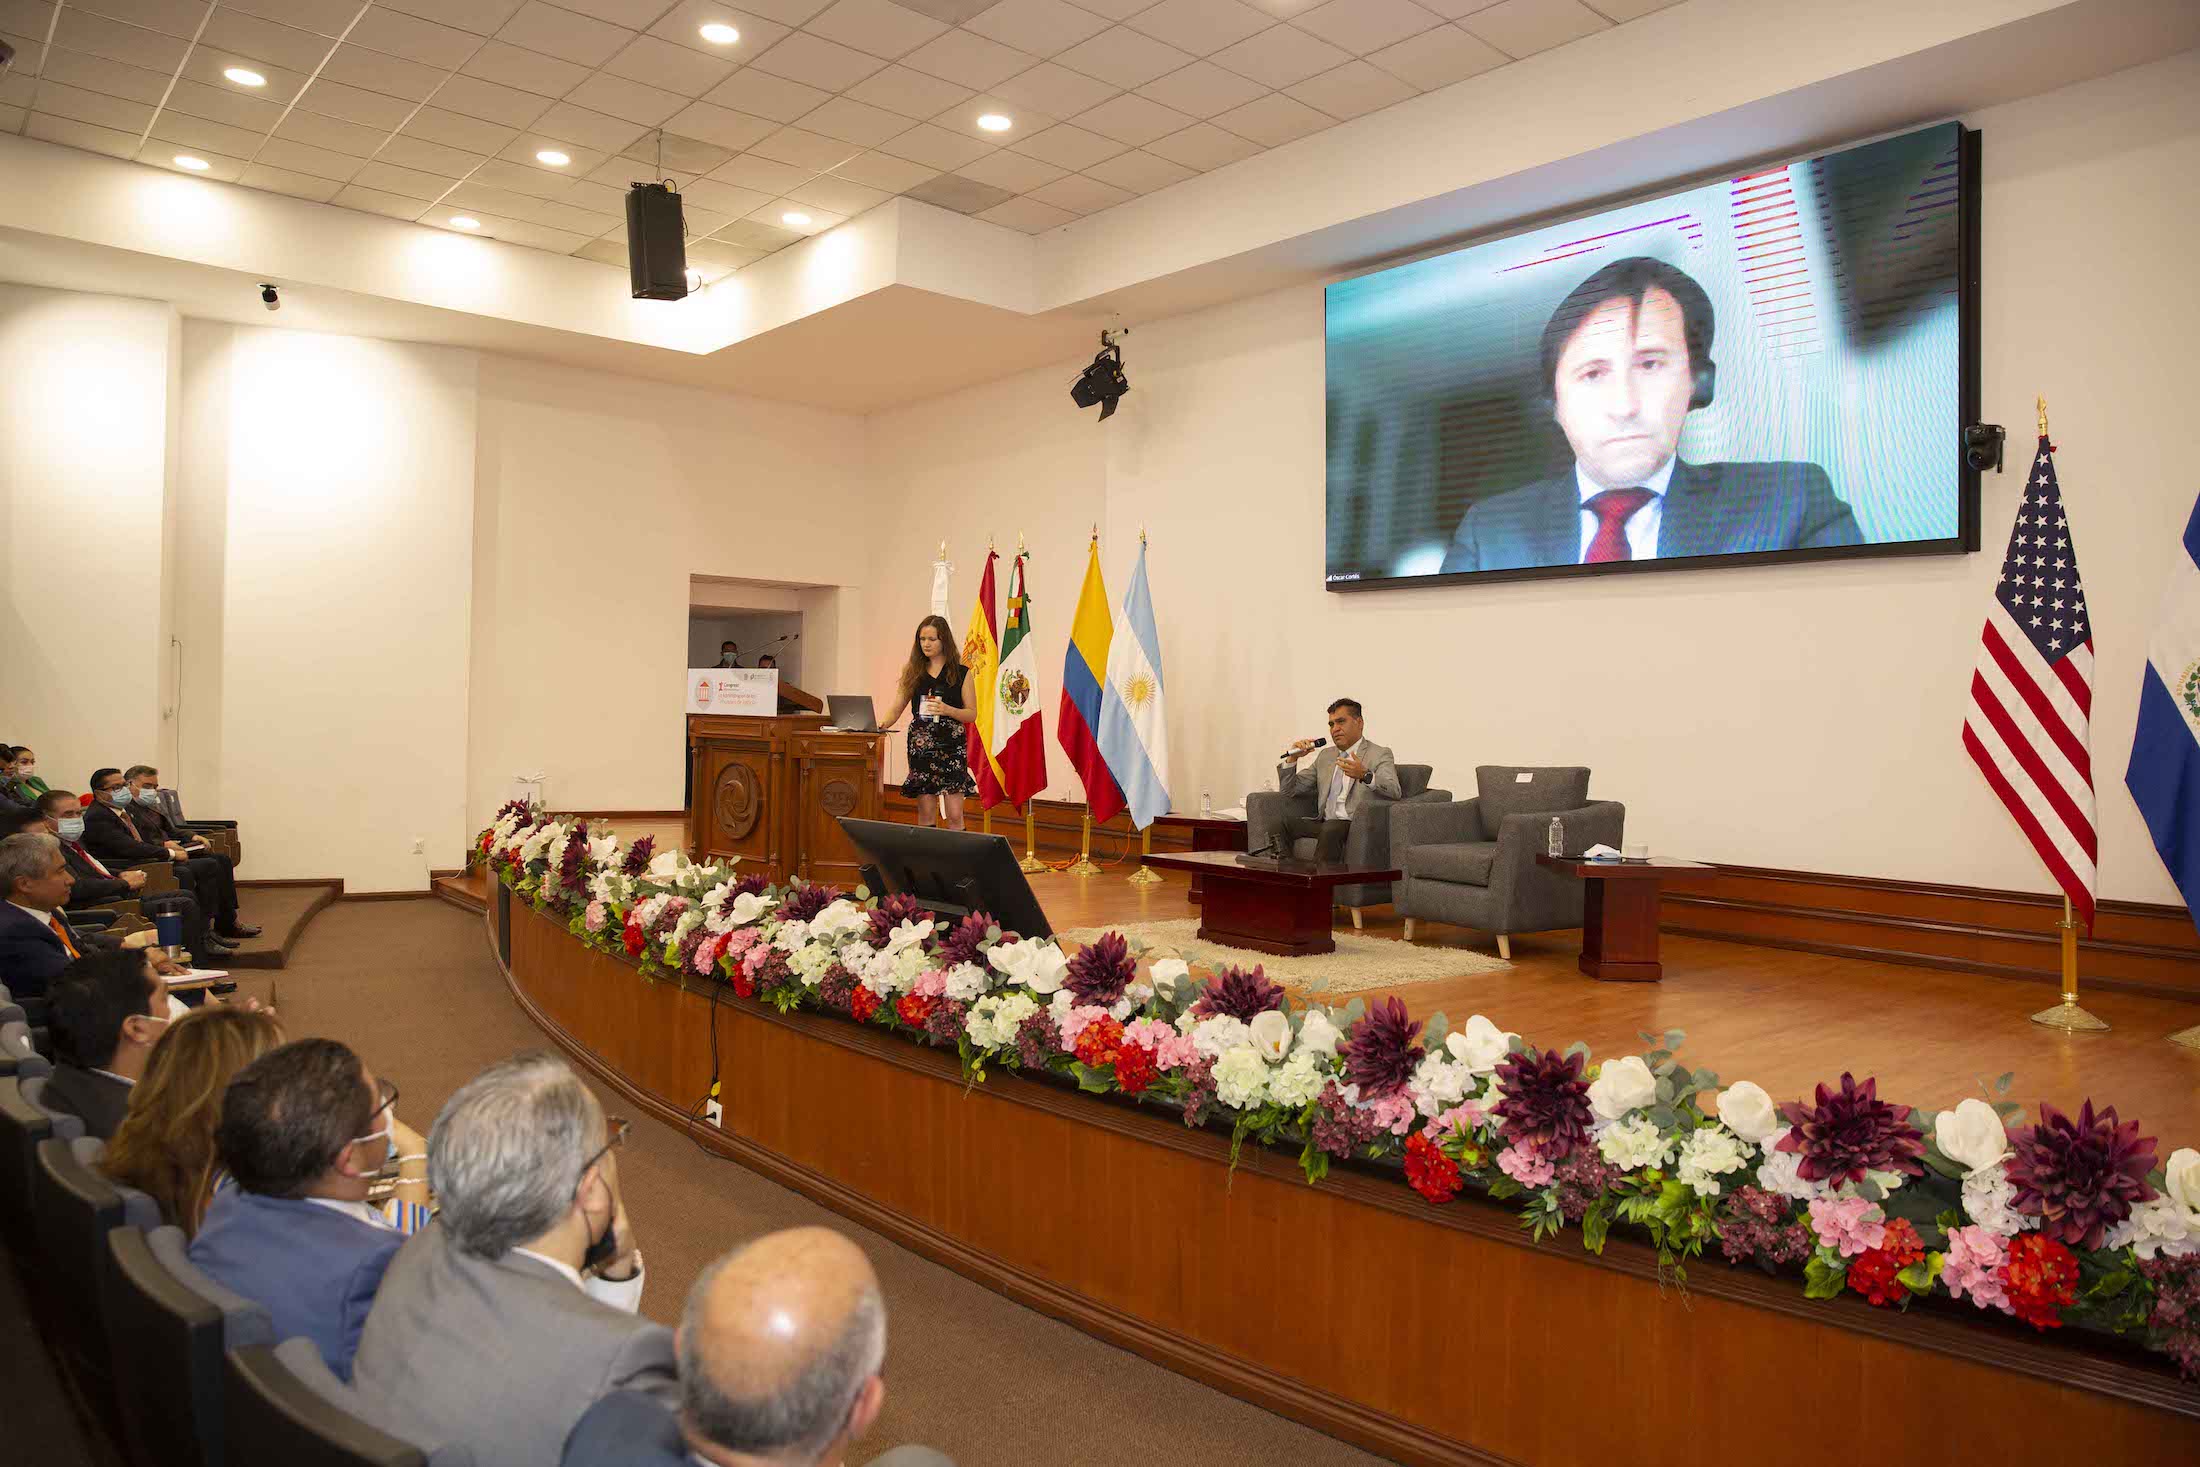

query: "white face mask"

left=347, top=1122, right=394, bottom=1175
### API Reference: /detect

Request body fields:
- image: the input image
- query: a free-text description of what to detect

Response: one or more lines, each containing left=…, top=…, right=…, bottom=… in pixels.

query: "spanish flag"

left=963, top=549, right=1008, bottom=808
left=1056, top=536, right=1125, bottom=825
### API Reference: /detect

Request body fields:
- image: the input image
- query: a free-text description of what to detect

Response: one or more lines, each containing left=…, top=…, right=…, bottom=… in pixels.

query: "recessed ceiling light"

left=976, top=113, right=1012, bottom=132
left=450, top=216, right=481, bottom=230
left=173, top=155, right=210, bottom=171
left=222, top=67, right=265, bottom=88
left=535, top=149, right=570, bottom=167
left=782, top=211, right=811, bottom=227
left=699, top=22, right=740, bottom=45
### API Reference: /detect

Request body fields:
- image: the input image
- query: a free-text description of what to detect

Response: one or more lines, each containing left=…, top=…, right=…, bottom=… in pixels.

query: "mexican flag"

left=990, top=552, right=1049, bottom=808
left=962, top=550, right=1007, bottom=808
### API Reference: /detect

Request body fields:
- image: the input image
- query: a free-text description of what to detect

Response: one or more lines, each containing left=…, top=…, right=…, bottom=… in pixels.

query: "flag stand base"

left=1063, top=812, right=1102, bottom=876
left=1128, top=825, right=1163, bottom=885
left=1017, top=806, right=1047, bottom=874
left=2168, top=1024, right=2200, bottom=1052
left=2030, top=899, right=2108, bottom=1032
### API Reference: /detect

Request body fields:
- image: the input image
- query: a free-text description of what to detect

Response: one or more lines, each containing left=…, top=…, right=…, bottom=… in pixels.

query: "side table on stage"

left=1534, top=854, right=1710, bottom=982
left=1143, top=850, right=1399, bottom=957
left=1152, top=813, right=1248, bottom=904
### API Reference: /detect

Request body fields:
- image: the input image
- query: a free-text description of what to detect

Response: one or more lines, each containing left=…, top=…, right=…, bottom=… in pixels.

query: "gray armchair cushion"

left=1395, top=777, right=1626, bottom=940
left=20, top=1074, right=85, bottom=1143
left=1395, top=763, right=1434, bottom=799
left=1246, top=764, right=1447, bottom=908
left=1400, top=842, right=1497, bottom=886
left=69, top=1135, right=163, bottom=1231
left=1472, top=767, right=1591, bottom=837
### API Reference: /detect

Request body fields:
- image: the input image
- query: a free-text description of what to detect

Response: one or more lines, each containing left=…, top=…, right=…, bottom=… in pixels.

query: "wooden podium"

left=686, top=688, right=888, bottom=888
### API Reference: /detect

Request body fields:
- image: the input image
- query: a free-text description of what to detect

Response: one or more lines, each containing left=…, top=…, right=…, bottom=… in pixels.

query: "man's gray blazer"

left=350, top=1220, right=676, bottom=1467
left=1277, top=739, right=1401, bottom=821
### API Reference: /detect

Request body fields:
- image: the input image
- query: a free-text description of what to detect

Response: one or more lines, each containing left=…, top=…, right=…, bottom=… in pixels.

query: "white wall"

left=864, top=50, right=2200, bottom=904
left=0, top=285, right=177, bottom=793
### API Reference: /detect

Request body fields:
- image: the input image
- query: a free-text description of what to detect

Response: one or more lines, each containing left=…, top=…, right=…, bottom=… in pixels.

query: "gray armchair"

left=1391, top=766, right=1625, bottom=958
left=1246, top=763, right=1451, bottom=926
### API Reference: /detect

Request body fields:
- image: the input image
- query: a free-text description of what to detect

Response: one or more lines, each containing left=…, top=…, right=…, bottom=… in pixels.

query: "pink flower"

left=1497, top=1142, right=1555, bottom=1188
left=584, top=901, right=607, bottom=932
left=1426, top=1107, right=1476, bottom=1145
left=913, top=969, right=947, bottom=998
left=740, top=943, right=771, bottom=977
left=724, top=928, right=761, bottom=956
left=1123, top=1020, right=1194, bottom=1071
left=1057, top=1004, right=1110, bottom=1052
left=1942, top=1225, right=2013, bottom=1313
left=1365, top=1093, right=1416, bottom=1136
left=691, top=931, right=728, bottom=976
left=1808, top=1195, right=1888, bottom=1257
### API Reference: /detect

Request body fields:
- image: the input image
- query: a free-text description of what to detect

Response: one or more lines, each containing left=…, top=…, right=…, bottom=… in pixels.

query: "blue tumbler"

left=154, top=910, right=185, bottom=959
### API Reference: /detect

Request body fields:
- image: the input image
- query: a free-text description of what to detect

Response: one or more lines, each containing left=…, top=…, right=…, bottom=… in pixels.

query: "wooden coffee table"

left=1143, top=850, right=1401, bottom=957
left=1534, top=855, right=1710, bottom=982
left=1153, top=812, right=1249, bottom=905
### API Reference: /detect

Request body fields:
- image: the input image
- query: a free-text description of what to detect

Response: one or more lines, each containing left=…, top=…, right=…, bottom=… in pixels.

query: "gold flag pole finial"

left=2037, top=395, right=2049, bottom=438
left=1139, top=525, right=1148, bottom=546
left=1091, top=523, right=1098, bottom=541
left=1017, top=530, right=1027, bottom=554
left=937, top=539, right=947, bottom=561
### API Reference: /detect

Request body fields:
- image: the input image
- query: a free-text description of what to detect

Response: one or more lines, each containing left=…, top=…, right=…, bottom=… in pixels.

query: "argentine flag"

left=1096, top=540, right=1171, bottom=829
left=2126, top=496, right=2200, bottom=933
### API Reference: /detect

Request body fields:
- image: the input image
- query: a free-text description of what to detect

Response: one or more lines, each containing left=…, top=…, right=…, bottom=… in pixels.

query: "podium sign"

left=686, top=667, right=778, bottom=716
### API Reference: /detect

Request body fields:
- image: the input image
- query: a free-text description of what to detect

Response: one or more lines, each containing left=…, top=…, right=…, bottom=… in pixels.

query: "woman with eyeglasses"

left=101, top=1001, right=287, bottom=1235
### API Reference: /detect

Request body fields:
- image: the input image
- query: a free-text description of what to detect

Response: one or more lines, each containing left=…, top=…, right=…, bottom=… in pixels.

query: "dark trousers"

left=1282, top=815, right=1352, bottom=863
left=174, top=853, right=238, bottom=925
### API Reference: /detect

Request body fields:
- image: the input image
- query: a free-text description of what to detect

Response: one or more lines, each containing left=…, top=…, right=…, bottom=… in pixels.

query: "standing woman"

left=879, top=614, right=978, bottom=830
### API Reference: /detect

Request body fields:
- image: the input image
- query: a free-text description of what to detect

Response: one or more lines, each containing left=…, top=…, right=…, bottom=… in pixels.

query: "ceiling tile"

left=138, top=142, right=249, bottom=183
left=380, top=1, right=528, bottom=35
left=1069, top=91, right=1194, bottom=147
left=225, top=0, right=369, bottom=38
left=902, top=171, right=1012, bottom=215
left=32, top=82, right=156, bottom=135
left=51, top=10, right=192, bottom=71
left=804, top=0, right=947, bottom=61
left=434, top=72, right=559, bottom=128
left=179, top=47, right=313, bottom=105
left=963, top=0, right=1108, bottom=58
left=566, top=177, right=628, bottom=213
left=377, top=134, right=488, bottom=177
left=1286, top=56, right=1415, bottom=117
left=931, top=93, right=1054, bottom=143
left=1023, top=170, right=1133, bottom=214
left=1210, top=88, right=1328, bottom=144
left=1461, top=0, right=1607, bottom=58
left=1144, top=118, right=1259, bottom=169
left=874, top=119, right=988, bottom=171
left=1053, top=27, right=1194, bottom=89
left=681, top=177, right=775, bottom=215
left=710, top=151, right=812, bottom=192
left=899, top=28, right=1034, bottom=91
left=1412, top=0, right=1512, bottom=13
left=1579, top=0, right=1683, bottom=17
left=830, top=149, right=936, bottom=191
left=1245, top=0, right=1332, bottom=11
left=976, top=195, right=1073, bottom=233
left=337, top=183, right=438, bottom=220
left=1365, top=22, right=1504, bottom=88
left=163, top=75, right=288, bottom=131
left=146, top=109, right=267, bottom=158
left=878, top=0, right=987, bottom=16
left=40, top=49, right=173, bottom=108
left=347, top=9, right=483, bottom=70
left=845, top=62, right=971, bottom=119
left=1133, top=57, right=1267, bottom=117
left=318, top=44, right=447, bottom=101
left=604, top=34, right=737, bottom=95
left=463, top=40, right=595, bottom=97
left=1007, top=121, right=1122, bottom=170
left=495, top=136, right=611, bottom=179
left=274, top=108, right=391, bottom=158
left=747, top=124, right=863, bottom=170
left=748, top=197, right=844, bottom=233
left=622, top=129, right=738, bottom=171
left=647, top=2, right=791, bottom=64
left=798, top=94, right=909, bottom=146
left=953, top=148, right=1064, bottom=193
left=26, top=112, right=142, bottom=160
left=749, top=31, right=886, bottom=90
left=254, top=135, right=369, bottom=182
left=469, top=157, right=574, bottom=199
left=443, top=179, right=548, bottom=216
left=294, top=77, right=419, bottom=130
left=82, top=0, right=195, bottom=45
left=406, top=106, right=521, bottom=155
left=1122, top=0, right=1275, bottom=56
left=564, top=72, right=685, bottom=126
left=786, top=172, right=890, bottom=214
left=1210, top=21, right=1349, bottom=86
left=666, top=99, right=778, bottom=150
left=716, top=217, right=801, bottom=250
left=352, top=158, right=460, bottom=200
left=196, top=11, right=331, bottom=72
left=989, top=60, right=1116, bottom=118
left=575, top=236, right=631, bottom=266
left=496, top=1, right=634, bottom=66
left=733, top=0, right=832, bottom=19
left=1293, top=0, right=1443, bottom=54
left=1065, top=0, right=1154, bottom=18
left=531, top=98, right=651, bottom=150
left=702, top=67, right=829, bottom=122
left=545, top=0, right=670, bottom=21
left=1083, top=145, right=1197, bottom=193
left=238, top=160, right=347, bottom=202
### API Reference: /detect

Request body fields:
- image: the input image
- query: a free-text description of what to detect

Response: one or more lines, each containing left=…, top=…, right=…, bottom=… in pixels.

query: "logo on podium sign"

left=686, top=668, right=778, bottom=716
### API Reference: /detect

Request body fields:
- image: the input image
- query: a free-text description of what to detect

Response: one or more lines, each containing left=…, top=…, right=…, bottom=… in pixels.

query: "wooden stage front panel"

left=490, top=889, right=2200, bottom=1467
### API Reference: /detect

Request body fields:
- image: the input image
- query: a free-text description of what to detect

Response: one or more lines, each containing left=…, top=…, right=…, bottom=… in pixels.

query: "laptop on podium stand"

left=826, top=695, right=879, bottom=731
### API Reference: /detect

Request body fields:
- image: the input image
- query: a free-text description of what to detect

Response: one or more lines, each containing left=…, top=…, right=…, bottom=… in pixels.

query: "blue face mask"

left=135, top=788, right=161, bottom=806
left=107, top=788, right=132, bottom=806
left=57, top=816, right=85, bottom=841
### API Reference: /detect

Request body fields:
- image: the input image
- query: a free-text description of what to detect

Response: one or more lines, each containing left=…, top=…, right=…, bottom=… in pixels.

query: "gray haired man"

left=352, top=1052, right=674, bottom=1467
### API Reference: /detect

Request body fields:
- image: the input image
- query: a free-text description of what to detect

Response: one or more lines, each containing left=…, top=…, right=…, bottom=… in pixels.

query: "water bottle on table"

left=1547, top=816, right=1563, bottom=858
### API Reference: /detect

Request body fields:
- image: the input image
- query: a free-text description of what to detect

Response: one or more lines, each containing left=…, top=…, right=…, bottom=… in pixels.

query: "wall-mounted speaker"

left=625, top=183, right=688, bottom=301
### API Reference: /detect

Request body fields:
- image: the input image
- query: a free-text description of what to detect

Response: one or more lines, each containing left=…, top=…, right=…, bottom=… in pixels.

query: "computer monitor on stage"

left=838, top=818, right=1052, bottom=939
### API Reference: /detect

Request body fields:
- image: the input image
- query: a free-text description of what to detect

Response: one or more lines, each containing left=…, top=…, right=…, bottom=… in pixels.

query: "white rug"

left=1054, top=918, right=1511, bottom=996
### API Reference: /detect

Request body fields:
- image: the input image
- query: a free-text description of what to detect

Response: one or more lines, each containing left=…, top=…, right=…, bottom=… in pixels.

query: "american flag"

left=1962, top=435, right=2096, bottom=930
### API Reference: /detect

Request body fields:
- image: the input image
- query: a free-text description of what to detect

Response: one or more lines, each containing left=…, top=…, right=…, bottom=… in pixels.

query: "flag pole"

left=1019, top=804, right=1046, bottom=873
left=1128, top=825, right=1162, bottom=884
left=1065, top=812, right=1101, bottom=875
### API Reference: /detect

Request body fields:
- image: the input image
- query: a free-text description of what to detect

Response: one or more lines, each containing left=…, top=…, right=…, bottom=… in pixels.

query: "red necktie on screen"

left=48, top=915, right=80, bottom=958
left=1583, top=487, right=1656, bottom=563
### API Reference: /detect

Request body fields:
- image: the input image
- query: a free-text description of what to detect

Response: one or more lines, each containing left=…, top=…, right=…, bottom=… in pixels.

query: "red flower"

left=849, top=986, right=881, bottom=1023
left=1114, top=1042, right=1159, bottom=1097
left=895, top=993, right=937, bottom=1028
left=621, top=920, right=645, bottom=957
left=1074, top=1015, right=1125, bottom=1069
left=1404, top=1132, right=1464, bottom=1204
left=2000, top=1232, right=2079, bottom=1330
left=1846, top=1218, right=1924, bottom=1308
left=730, top=965, right=756, bottom=999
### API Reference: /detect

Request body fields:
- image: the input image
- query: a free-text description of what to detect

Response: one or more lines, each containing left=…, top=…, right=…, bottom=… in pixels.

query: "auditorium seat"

left=18, top=1071, right=85, bottom=1141
left=225, top=1338, right=474, bottom=1467
left=32, top=1134, right=146, bottom=1381
left=105, top=1224, right=275, bottom=1467
left=0, top=1075, right=58, bottom=1247
left=0, top=1017, right=50, bottom=1079
left=1245, top=762, right=1450, bottom=927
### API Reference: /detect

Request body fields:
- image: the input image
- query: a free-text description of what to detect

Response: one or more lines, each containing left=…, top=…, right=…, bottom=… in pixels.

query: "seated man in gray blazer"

left=563, top=1227, right=950, bottom=1467
left=42, top=947, right=168, bottom=1139
left=1275, top=698, right=1401, bottom=862
left=352, top=1053, right=675, bottom=1467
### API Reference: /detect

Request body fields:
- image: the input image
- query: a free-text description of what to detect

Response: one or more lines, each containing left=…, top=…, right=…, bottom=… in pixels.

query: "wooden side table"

left=1154, top=813, right=1249, bottom=904
left=1534, top=855, right=1710, bottom=982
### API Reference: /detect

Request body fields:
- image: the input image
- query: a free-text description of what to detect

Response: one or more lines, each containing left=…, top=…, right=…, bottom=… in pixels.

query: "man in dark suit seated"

left=191, top=1039, right=424, bottom=1381
left=563, top=1228, right=950, bottom=1467
left=352, top=1052, right=674, bottom=1467
left=83, top=767, right=257, bottom=942
left=41, top=948, right=168, bottom=1140
left=27, top=790, right=230, bottom=957
left=0, top=831, right=90, bottom=1001
left=1442, top=256, right=1863, bottom=573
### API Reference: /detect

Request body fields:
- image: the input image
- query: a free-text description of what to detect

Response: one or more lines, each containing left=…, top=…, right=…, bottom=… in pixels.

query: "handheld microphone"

left=1280, top=735, right=1328, bottom=759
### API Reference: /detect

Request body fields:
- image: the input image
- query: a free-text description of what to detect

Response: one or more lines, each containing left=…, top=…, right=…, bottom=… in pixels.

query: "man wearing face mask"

left=42, top=948, right=170, bottom=1139
left=83, top=767, right=257, bottom=941
left=353, top=1052, right=673, bottom=1467
left=31, top=790, right=229, bottom=957
left=191, top=1039, right=425, bottom=1380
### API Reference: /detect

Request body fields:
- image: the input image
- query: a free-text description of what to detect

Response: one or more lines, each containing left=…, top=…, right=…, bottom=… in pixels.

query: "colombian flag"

left=963, top=550, right=1008, bottom=808
left=1057, top=537, right=1125, bottom=824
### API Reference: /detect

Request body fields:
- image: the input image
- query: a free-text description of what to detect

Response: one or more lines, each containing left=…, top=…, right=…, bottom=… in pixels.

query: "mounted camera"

left=1962, top=423, right=2005, bottom=474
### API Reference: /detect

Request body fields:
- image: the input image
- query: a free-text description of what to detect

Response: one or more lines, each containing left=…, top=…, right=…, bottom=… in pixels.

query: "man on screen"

left=1440, top=256, right=1861, bottom=573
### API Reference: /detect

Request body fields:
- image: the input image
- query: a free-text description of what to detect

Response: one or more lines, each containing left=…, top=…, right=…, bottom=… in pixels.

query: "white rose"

left=809, top=900, right=867, bottom=940
left=1296, top=1009, right=1343, bottom=1058
left=1716, top=1080, right=1781, bottom=1144
left=1586, top=1054, right=1657, bottom=1123
left=646, top=849, right=684, bottom=879
left=1934, top=1098, right=2011, bottom=1177
left=2166, top=1148, right=2200, bottom=1216
left=1444, top=1014, right=1513, bottom=1075
left=728, top=891, right=773, bottom=925
left=886, top=917, right=934, bottom=952
left=986, top=939, right=1035, bottom=981
left=1023, top=945, right=1069, bottom=995
left=1248, top=1010, right=1292, bottom=1064
left=1147, top=957, right=1191, bottom=998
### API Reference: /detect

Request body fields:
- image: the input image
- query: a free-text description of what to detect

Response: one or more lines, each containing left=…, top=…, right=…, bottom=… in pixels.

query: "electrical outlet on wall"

left=411, top=837, right=424, bottom=854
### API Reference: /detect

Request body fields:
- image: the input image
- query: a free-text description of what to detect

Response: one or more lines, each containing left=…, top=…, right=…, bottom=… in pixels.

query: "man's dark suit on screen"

left=1440, top=460, right=1862, bottom=573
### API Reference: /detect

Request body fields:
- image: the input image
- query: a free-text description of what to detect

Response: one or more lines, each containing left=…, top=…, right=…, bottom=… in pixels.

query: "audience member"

left=191, top=1039, right=426, bottom=1380
left=41, top=948, right=168, bottom=1139
left=0, top=831, right=88, bottom=1000
left=101, top=1003, right=287, bottom=1234
left=30, top=789, right=228, bottom=956
left=83, top=767, right=257, bottom=941
left=563, top=1228, right=947, bottom=1467
left=353, top=1052, right=673, bottom=1467
left=0, top=746, right=39, bottom=809
left=8, top=744, right=49, bottom=797
left=124, top=764, right=225, bottom=861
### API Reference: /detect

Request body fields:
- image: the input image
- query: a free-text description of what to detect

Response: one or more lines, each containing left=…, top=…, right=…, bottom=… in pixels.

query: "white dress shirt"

left=1327, top=740, right=1365, bottom=818
left=9, top=899, right=55, bottom=929
left=305, top=1195, right=395, bottom=1228
left=1575, top=455, right=1679, bottom=562
left=512, top=1246, right=646, bottom=1315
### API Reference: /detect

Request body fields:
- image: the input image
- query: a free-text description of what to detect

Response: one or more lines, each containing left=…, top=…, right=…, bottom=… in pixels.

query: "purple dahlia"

left=1775, top=1073, right=1925, bottom=1188
left=621, top=835, right=655, bottom=878
left=866, top=891, right=929, bottom=946
left=2006, top=1099, right=2159, bottom=1250
left=1493, top=1046, right=1593, bottom=1160
left=553, top=820, right=589, bottom=897
left=1065, top=931, right=1135, bottom=1008
left=1190, top=965, right=1286, bottom=1022
left=780, top=881, right=842, bottom=924
left=728, top=872, right=769, bottom=900
left=1341, top=996, right=1424, bottom=1102
left=938, top=911, right=1010, bottom=968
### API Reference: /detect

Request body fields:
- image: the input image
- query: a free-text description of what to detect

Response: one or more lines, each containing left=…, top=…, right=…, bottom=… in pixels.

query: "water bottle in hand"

left=1547, top=816, right=1563, bottom=858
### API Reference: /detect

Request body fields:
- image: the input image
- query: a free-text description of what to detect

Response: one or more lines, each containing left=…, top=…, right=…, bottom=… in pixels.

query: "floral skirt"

left=903, top=715, right=977, bottom=797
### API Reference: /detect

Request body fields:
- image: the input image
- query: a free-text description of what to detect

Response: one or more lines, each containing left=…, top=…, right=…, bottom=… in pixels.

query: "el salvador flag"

left=2125, top=494, right=2200, bottom=933
left=1096, top=541, right=1171, bottom=830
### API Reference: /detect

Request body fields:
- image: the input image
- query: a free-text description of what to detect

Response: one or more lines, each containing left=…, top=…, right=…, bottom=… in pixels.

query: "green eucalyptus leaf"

left=1564, top=1040, right=1592, bottom=1061
left=1663, top=1029, right=1685, bottom=1049
left=1424, top=1012, right=1448, bottom=1050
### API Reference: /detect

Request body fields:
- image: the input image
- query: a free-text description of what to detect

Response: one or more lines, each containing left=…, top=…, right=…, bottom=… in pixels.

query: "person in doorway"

left=716, top=642, right=742, bottom=668
left=878, top=615, right=976, bottom=831
left=756, top=654, right=777, bottom=671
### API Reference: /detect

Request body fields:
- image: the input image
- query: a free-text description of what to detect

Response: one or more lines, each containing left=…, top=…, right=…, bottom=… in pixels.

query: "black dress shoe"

left=219, top=923, right=262, bottom=940
left=206, top=935, right=240, bottom=953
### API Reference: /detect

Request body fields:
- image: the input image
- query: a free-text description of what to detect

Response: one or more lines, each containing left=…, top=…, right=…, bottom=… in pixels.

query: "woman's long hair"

left=897, top=614, right=961, bottom=701
left=102, top=1004, right=287, bottom=1236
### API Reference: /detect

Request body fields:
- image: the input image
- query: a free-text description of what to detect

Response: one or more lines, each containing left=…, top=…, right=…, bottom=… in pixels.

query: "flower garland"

left=480, top=804, right=2200, bottom=1380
